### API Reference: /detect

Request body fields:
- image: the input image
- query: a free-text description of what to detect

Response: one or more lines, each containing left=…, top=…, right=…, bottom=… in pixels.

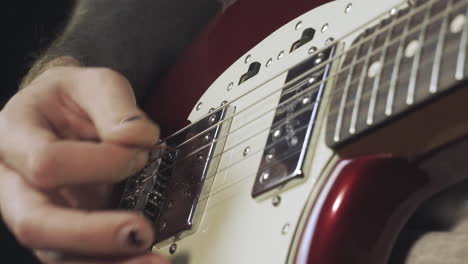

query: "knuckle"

left=12, top=213, right=37, bottom=247
left=87, top=67, right=130, bottom=87
left=27, top=147, right=56, bottom=189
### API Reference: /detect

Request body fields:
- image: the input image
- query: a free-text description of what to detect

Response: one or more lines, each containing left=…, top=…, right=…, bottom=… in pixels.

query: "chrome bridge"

left=119, top=106, right=232, bottom=245
left=252, top=45, right=337, bottom=198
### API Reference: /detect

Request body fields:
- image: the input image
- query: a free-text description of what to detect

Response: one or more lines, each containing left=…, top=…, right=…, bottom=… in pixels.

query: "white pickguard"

left=153, top=0, right=406, bottom=263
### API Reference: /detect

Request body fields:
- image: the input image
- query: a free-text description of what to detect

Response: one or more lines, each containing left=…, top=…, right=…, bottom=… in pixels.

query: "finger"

left=65, top=67, right=160, bottom=147
left=0, top=165, right=156, bottom=256
left=35, top=251, right=168, bottom=264
left=22, top=140, right=148, bottom=189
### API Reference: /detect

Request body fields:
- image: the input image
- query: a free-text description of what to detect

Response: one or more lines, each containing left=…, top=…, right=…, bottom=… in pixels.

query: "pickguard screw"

left=221, top=100, right=228, bottom=106
left=321, top=23, right=329, bottom=33
left=295, top=21, right=302, bottom=30
left=196, top=102, right=203, bottom=111
left=245, top=54, right=252, bottom=64
left=243, top=146, right=250, bottom=157
left=204, top=133, right=211, bottom=142
left=308, top=46, right=318, bottom=55
left=302, top=96, right=311, bottom=105
left=266, top=58, right=273, bottom=67
left=260, top=171, right=270, bottom=184
left=390, top=7, right=398, bottom=16
left=277, top=50, right=285, bottom=60
left=209, top=108, right=215, bottom=113
left=308, top=76, right=317, bottom=84
left=272, top=196, right=281, bottom=207
left=326, top=37, right=335, bottom=45
left=345, top=3, right=352, bottom=13
left=227, top=82, right=234, bottom=91
left=169, top=243, right=177, bottom=254
left=281, top=223, right=290, bottom=235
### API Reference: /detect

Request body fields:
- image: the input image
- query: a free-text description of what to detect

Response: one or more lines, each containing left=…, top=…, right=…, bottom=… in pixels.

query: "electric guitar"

left=118, top=0, right=468, bottom=263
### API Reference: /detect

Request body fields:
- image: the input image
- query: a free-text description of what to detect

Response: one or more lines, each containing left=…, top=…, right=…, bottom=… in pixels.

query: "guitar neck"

left=326, top=0, right=468, bottom=148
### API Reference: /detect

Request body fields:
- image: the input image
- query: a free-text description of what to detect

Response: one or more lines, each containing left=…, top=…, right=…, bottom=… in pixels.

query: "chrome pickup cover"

left=252, top=45, right=336, bottom=198
left=119, top=106, right=231, bottom=245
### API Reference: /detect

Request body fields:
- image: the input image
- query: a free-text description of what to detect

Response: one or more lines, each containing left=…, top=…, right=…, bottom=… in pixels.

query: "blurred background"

left=1, top=1, right=74, bottom=262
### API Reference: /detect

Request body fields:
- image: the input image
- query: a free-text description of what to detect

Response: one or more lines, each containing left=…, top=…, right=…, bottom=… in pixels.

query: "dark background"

left=1, top=1, right=74, bottom=262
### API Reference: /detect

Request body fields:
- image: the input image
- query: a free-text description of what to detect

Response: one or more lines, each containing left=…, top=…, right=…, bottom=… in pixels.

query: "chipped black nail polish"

left=128, top=229, right=145, bottom=248
left=122, top=115, right=143, bottom=123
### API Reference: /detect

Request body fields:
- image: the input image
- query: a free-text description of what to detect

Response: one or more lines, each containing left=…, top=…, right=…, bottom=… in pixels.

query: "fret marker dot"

left=450, top=14, right=466, bottom=34
left=405, top=40, right=420, bottom=58
left=368, top=61, right=382, bottom=78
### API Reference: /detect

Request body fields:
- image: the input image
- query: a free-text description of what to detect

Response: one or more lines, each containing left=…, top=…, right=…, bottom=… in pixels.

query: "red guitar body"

left=142, top=0, right=468, bottom=263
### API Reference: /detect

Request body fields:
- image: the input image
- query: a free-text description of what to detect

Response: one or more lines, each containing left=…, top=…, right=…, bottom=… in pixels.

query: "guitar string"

left=160, top=0, right=442, bottom=147
left=158, top=0, right=457, bottom=161
left=189, top=37, right=465, bottom=205
left=140, top=26, right=465, bottom=203
left=141, top=0, right=460, bottom=182
left=162, top=0, right=437, bottom=144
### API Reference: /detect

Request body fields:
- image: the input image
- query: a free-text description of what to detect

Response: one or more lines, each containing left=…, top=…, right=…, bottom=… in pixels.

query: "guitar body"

left=136, top=0, right=468, bottom=263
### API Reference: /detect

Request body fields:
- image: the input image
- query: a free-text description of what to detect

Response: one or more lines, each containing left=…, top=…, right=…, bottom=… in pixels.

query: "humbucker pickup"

left=252, top=45, right=337, bottom=198
left=119, top=106, right=232, bottom=245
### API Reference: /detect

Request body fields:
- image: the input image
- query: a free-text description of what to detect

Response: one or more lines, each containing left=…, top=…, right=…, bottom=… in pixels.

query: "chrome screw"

left=281, top=223, right=290, bottom=235
left=308, top=46, right=318, bottom=55
left=227, top=82, right=234, bottom=91
left=243, top=146, right=250, bottom=157
left=266, top=58, right=273, bottom=67
left=260, top=171, right=270, bottom=184
left=169, top=243, right=177, bottom=254
left=345, top=3, right=353, bottom=13
left=277, top=50, right=285, bottom=60
left=295, top=21, right=302, bottom=30
left=273, top=129, right=281, bottom=138
left=266, top=152, right=274, bottom=162
left=315, top=53, right=325, bottom=65
left=272, top=196, right=281, bottom=207
left=209, top=115, right=217, bottom=124
left=326, top=37, right=335, bottom=45
left=302, top=96, right=311, bottom=105
left=321, top=23, right=329, bottom=33
left=196, top=102, right=203, bottom=111
left=245, top=54, right=252, bottom=64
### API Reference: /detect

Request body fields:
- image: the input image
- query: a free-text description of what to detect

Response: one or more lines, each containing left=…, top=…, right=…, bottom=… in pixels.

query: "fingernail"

left=121, top=115, right=144, bottom=124
left=128, top=229, right=145, bottom=248
left=120, top=225, right=152, bottom=250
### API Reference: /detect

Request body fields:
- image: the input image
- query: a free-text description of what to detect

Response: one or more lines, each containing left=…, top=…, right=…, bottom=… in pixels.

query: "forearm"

left=22, top=0, right=222, bottom=100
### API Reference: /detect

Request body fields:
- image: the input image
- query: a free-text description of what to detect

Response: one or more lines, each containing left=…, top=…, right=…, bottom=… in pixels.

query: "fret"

left=385, top=16, right=410, bottom=116
left=333, top=50, right=359, bottom=142
left=406, top=9, right=430, bottom=105
left=350, top=33, right=377, bottom=134
left=455, top=8, right=468, bottom=80
left=429, top=0, right=452, bottom=93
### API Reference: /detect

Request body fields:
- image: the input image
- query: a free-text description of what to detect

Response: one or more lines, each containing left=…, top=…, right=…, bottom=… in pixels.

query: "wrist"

left=20, top=56, right=81, bottom=90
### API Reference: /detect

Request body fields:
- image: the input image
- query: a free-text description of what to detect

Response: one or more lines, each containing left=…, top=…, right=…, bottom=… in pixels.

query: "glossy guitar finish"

left=138, top=0, right=468, bottom=263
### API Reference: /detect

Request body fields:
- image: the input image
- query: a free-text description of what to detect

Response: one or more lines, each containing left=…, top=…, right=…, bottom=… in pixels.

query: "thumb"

left=66, top=67, right=160, bottom=147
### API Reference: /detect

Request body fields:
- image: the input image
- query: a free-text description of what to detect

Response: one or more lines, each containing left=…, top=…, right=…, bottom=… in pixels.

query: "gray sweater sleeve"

left=42, top=0, right=222, bottom=101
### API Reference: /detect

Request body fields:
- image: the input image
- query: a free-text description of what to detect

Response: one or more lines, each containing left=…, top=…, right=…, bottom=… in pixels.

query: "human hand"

left=0, top=58, right=168, bottom=264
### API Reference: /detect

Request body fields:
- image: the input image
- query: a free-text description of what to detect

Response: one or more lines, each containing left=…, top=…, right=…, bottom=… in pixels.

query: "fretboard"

left=326, top=0, right=468, bottom=148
